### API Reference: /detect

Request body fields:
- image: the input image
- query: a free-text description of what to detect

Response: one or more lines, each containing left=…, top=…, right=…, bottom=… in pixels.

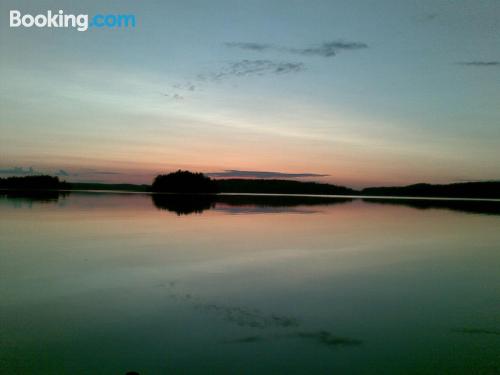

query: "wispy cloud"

left=91, top=171, right=121, bottom=175
left=55, top=169, right=121, bottom=177
left=0, top=166, right=39, bottom=175
left=225, top=40, right=368, bottom=57
left=172, top=82, right=196, bottom=91
left=198, top=60, right=305, bottom=81
left=207, top=170, right=328, bottom=179
left=457, top=61, right=500, bottom=67
left=225, top=42, right=273, bottom=52
left=55, top=169, right=70, bottom=177
left=414, top=13, right=438, bottom=23
left=0, top=167, right=122, bottom=178
left=160, top=82, right=195, bottom=100
left=163, top=39, right=367, bottom=99
left=161, top=93, right=185, bottom=100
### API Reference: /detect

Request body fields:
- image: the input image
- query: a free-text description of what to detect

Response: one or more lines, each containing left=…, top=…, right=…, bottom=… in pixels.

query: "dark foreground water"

left=1, top=192, right=499, bottom=375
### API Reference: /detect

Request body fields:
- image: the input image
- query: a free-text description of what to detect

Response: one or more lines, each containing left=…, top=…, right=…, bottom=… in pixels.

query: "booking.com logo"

left=9, top=10, right=136, bottom=31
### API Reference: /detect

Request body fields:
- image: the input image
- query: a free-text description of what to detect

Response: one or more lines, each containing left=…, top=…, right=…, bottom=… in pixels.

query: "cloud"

left=290, top=41, right=368, bottom=57
left=206, top=170, right=328, bottom=179
left=54, top=169, right=121, bottom=177
left=0, top=166, right=39, bottom=175
left=198, top=60, right=305, bottom=81
left=57, top=169, right=121, bottom=177
left=0, top=167, right=121, bottom=179
left=160, top=82, right=195, bottom=101
left=415, top=13, right=438, bottom=23
left=225, top=40, right=368, bottom=57
left=457, top=61, right=500, bottom=67
left=225, top=42, right=274, bottom=52
left=172, top=82, right=196, bottom=91
left=90, top=171, right=121, bottom=175
left=161, top=93, right=184, bottom=100
left=55, top=169, right=70, bottom=177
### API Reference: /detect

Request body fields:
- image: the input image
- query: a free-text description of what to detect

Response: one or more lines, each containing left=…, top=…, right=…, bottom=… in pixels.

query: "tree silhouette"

left=0, top=175, right=69, bottom=190
left=152, top=170, right=219, bottom=193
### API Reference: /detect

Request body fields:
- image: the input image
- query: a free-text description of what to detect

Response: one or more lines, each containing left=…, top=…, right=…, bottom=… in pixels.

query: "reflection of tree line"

left=0, top=190, right=69, bottom=203
left=2, top=191, right=499, bottom=216
left=151, top=194, right=354, bottom=215
left=152, top=194, right=217, bottom=215
left=361, top=198, right=500, bottom=216
left=152, top=194, right=500, bottom=216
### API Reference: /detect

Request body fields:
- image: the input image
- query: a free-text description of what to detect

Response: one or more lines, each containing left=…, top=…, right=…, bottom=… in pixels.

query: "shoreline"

left=2, top=188, right=500, bottom=202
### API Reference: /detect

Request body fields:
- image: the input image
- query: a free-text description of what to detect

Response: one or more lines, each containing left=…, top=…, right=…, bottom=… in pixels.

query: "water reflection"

left=453, top=328, right=500, bottom=336
left=164, top=281, right=300, bottom=328
left=362, top=197, right=500, bottom=216
left=1, top=191, right=498, bottom=216
left=1, top=192, right=499, bottom=374
left=225, top=332, right=362, bottom=348
left=164, top=280, right=362, bottom=349
left=0, top=190, right=69, bottom=207
left=151, top=194, right=216, bottom=215
left=151, top=193, right=500, bottom=216
left=151, top=193, right=354, bottom=215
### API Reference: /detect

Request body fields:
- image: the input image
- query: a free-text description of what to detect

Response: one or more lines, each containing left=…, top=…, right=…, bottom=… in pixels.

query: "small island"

left=152, top=170, right=219, bottom=193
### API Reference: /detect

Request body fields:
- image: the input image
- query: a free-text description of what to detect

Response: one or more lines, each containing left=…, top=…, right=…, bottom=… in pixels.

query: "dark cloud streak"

left=225, top=40, right=368, bottom=57
left=225, top=42, right=274, bottom=52
left=198, top=60, right=304, bottom=82
left=91, top=171, right=121, bottom=175
left=457, top=61, right=500, bottom=67
left=207, top=170, right=328, bottom=179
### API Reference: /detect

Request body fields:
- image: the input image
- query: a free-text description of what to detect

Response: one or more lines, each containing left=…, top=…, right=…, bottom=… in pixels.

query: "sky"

left=0, top=0, right=499, bottom=188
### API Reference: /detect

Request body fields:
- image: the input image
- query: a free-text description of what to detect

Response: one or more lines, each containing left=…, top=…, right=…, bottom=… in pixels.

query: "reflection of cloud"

left=207, top=170, right=328, bottom=178
left=457, top=61, right=500, bottom=67
left=225, top=331, right=362, bottom=348
left=163, top=281, right=299, bottom=328
left=163, top=281, right=362, bottom=350
left=225, top=40, right=368, bottom=57
left=198, top=60, right=304, bottom=81
left=198, top=303, right=300, bottom=328
left=223, top=336, right=265, bottom=344
left=291, top=331, right=362, bottom=347
left=453, top=328, right=500, bottom=336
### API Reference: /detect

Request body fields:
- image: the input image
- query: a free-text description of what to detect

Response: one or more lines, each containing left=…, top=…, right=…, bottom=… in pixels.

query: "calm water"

left=1, top=192, right=499, bottom=375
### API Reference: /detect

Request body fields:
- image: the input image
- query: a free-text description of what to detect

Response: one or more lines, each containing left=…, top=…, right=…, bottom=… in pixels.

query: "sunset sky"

left=1, top=0, right=499, bottom=188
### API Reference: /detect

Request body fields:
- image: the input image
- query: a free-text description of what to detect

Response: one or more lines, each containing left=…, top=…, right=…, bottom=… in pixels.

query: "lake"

left=1, top=192, right=499, bottom=374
